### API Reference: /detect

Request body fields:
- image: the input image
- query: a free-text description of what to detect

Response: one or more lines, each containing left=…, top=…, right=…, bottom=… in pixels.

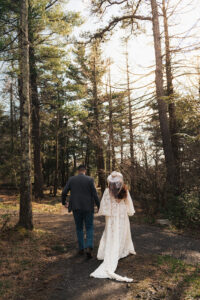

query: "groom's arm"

left=90, top=179, right=100, bottom=210
left=61, top=179, right=71, bottom=205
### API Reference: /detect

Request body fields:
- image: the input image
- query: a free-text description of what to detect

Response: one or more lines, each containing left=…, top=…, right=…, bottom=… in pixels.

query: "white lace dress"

left=90, top=188, right=136, bottom=282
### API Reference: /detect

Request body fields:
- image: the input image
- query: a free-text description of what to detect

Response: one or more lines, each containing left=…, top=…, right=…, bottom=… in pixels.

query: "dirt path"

left=24, top=213, right=200, bottom=300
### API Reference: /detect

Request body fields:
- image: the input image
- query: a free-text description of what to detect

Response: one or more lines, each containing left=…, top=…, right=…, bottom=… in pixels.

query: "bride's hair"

left=108, top=182, right=128, bottom=200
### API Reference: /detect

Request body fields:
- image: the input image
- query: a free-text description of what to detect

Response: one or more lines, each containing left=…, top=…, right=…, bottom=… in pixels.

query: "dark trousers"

left=73, top=210, right=94, bottom=250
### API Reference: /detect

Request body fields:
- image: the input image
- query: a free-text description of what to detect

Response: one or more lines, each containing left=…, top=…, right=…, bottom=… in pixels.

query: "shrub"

left=167, top=190, right=200, bottom=228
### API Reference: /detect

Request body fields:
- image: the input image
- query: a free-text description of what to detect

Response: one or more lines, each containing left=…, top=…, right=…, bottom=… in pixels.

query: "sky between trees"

left=65, top=0, right=200, bottom=93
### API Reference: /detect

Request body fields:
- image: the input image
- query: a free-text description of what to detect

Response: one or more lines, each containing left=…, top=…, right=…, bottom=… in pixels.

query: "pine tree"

left=18, top=0, right=33, bottom=230
left=27, top=0, right=81, bottom=199
left=66, top=42, right=107, bottom=192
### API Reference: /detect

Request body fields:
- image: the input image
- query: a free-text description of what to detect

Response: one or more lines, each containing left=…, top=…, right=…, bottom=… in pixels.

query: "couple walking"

left=62, top=165, right=136, bottom=282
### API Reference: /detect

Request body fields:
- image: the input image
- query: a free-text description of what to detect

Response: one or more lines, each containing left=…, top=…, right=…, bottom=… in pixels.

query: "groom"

left=62, top=165, right=100, bottom=258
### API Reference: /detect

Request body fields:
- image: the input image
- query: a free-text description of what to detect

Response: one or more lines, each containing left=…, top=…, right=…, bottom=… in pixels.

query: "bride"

left=90, top=171, right=136, bottom=282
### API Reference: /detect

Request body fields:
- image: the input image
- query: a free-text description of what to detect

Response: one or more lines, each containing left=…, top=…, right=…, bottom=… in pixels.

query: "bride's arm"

left=125, top=191, right=135, bottom=216
left=97, top=188, right=111, bottom=216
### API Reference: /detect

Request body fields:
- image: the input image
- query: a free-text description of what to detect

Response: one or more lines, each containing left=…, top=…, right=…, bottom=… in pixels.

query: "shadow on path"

left=25, top=214, right=200, bottom=300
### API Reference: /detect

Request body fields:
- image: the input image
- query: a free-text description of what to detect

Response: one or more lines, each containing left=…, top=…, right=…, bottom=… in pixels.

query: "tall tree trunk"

left=151, top=0, right=176, bottom=193
left=10, top=80, right=14, bottom=153
left=85, top=138, right=91, bottom=176
left=66, top=126, right=70, bottom=181
left=106, top=145, right=111, bottom=174
left=58, top=114, right=66, bottom=187
left=18, top=0, right=33, bottom=230
left=29, top=24, right=44, bottom=199
left=198, top=62, right=200, bottom=100
left=10, top=78, right=18, bottom=187
left=162, top=0, right=180, bottom=193
left=61, top=117, right=69, bottom=184
left=92, top=46, right=105, bottom=193
left=198, top=68, right=200, bottom=100
left=72, top=149, right=77, bottom=174
left=108, top=62, right=116, bottom=170
left=60, top=134, right=66, bottom=187
left=106, top=77, right=111, bottom=174
left=125, top=43, right=135, bottom=195
left=53, top=109, right=59, bottom=197
left=120, top=122, right=124, bottom=165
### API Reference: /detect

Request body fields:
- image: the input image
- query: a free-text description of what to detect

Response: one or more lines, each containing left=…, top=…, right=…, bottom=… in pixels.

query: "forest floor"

left=0, top=190, right=200, bottom=300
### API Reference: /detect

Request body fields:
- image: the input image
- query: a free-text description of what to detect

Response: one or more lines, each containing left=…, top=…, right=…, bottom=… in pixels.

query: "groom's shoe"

left=86, top=247, right=93, bottom=259
left=78, top=249, right=84, bottom=255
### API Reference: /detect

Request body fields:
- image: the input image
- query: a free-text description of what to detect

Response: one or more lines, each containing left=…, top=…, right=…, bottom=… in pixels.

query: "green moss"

left=157, top=255, right=187, bottom=273
left=0, top=280, right=12, bottom=296
left=157, top=255, right=200, bottom=298
left=184, top=267, right=200, bottom=298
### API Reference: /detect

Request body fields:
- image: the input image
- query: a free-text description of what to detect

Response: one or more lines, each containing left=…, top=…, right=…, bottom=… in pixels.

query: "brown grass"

left=0, top=190, right=64, bottom=299
left=0, top=225, right=62, bottom=299
left=124, top=254, right=200, bottom=299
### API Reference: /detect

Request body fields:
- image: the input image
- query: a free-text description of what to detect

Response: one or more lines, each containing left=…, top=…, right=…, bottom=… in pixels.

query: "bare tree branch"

left=45, top=0, right=58, bottom=10
left=91, top=14, right=151, bottom=40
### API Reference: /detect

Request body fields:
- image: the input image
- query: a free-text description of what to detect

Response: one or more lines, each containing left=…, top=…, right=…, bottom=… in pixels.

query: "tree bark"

left=53, top=109, right=59, bottom=196
left=85, top=138, right=91, bottom=176
left=29, top=25, right=44, bottom=199
left=151, top=0, right=176, bottom=192
left=108, top=62, right=116, bottom=170
left=10, top=80, right=14, bottom=153
left=125, top=43, right=135, bottom=195
left=66, top=127, right=70, bottom=181
left=72, top=149, right=77, bottom=174
left=92, top=47, right=105, bottom=193
left=106, top=77, right=111, bottom=174
left=60, top=127, right=66, bottom=187
left=106, top=145, right=111, bottom=174
left=120, top=122, right=124, bottom=165
left=18, top=0, right=33, bottom=230
left=162, top=0, right=180, bottom=193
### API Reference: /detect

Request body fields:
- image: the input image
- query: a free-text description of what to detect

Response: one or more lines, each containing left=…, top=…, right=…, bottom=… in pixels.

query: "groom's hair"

left=78, top=164, right=86, bottom=172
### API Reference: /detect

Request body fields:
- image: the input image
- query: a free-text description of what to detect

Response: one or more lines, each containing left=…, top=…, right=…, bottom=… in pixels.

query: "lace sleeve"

left=125, top=191, right=135, bottom=216
left=97, top=188, right=111, bottom=216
